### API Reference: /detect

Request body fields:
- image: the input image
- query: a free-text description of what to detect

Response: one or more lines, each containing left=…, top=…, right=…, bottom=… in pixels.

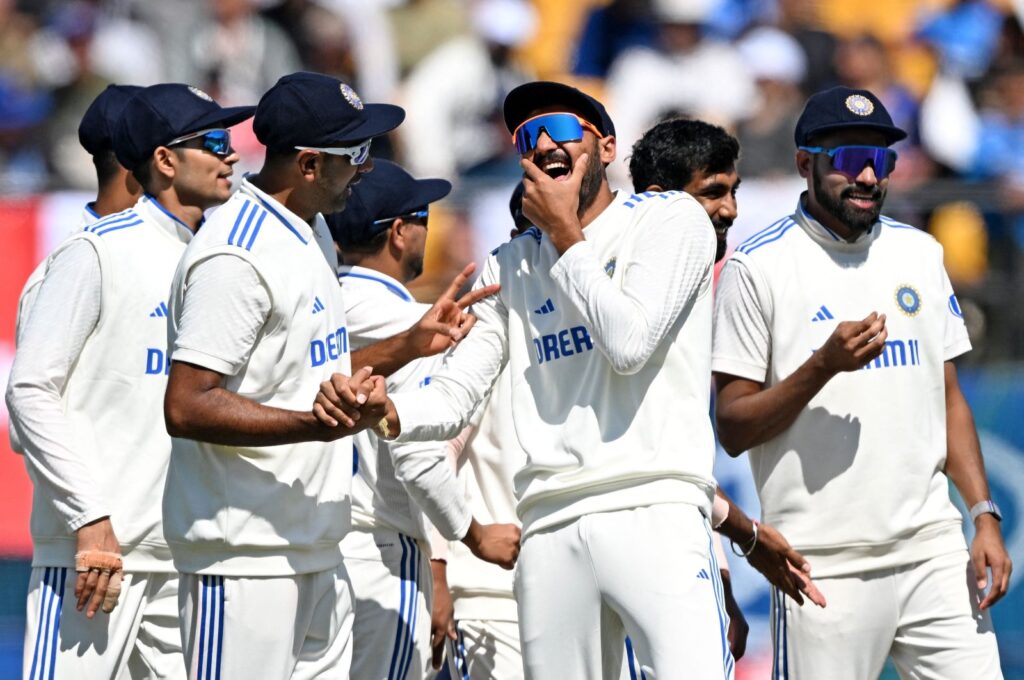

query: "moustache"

left=841, top=186, right=883, bottom=201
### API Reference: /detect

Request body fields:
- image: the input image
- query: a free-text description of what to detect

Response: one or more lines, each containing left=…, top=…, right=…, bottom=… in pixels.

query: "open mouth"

left=538, top=153, right=573, bottom=182
left=843, top=191, right=879, bottom=210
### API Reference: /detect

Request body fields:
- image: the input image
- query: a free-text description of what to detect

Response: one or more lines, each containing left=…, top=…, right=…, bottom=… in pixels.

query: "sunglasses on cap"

left=512, top=112, right=602, bottom=154
left=372, top=209, right=429, bottom=228
left=168, top=128, right=232, bottom=157
left=295, top=138, right=372, bottom=165
left=798, top=145, right=898, bottom=180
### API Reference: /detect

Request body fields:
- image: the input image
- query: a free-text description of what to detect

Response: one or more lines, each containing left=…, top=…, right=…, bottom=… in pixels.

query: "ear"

left=152, top=146, right=177, bottom=181
left=795, top=150, right=813, bottom=179
left=598, top=135, right=616, bottom=165
left=388, top=218, right=406, bottom=251
left=296, top=150, right=320, bottom=181
left=645, top=183, right=665, bottom=192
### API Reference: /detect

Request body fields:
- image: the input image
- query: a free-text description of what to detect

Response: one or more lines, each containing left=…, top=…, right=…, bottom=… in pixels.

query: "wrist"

left=730, top=519, right=759, bottom=557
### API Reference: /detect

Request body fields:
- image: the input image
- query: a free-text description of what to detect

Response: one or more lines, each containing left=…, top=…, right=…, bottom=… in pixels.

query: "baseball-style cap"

left=794, top=86, right=907, bottom=146
left=254, top=72, right=405, bottom=151
left=112, top=84, right=255, bottom=169
left=503, top=81, right=616, bottom=138
left=78, top=84, right=143, bottom=157
left=325, top=159, right=451, bottom=247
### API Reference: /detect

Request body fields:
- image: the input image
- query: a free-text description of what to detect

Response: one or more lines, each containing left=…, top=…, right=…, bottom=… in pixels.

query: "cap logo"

left=340, top=83, right=363, bottom=111
left=845, top=94, right=874, bottom=116
left=188, top=86, right=214, bottom=102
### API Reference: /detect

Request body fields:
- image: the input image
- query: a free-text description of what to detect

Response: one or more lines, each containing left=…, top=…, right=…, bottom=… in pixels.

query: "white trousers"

left=23, top=566, right=184, bottom=680
left=178, top=564, right=354, bottom=680
left=341, top=528, right=431, bottom=680
left=514, top=503, right=734, bottom=680
left=772, top=549, right=1002, bottom=680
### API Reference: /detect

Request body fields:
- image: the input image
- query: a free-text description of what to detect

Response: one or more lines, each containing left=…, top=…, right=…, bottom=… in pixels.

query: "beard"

left=408, top=255, right=424, bottom=281
left=711, top=219, right=731, bottom=262
left=812, top=168, right=886, bottom=233
left=533, top=139, right=605, bottom=216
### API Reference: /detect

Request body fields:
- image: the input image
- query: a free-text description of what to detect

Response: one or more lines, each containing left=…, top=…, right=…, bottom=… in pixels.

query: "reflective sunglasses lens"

left=349, top=139, right=371, bottom=164
left=202, top=130, right=231, bottom=156
left=514, top=114, right=585, bottom=153
left=831, top=146, right=897, bottom=179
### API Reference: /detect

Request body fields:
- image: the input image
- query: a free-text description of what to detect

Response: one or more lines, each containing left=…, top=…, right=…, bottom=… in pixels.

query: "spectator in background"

left=399, top=0, right=536, bottom=179
left=916, top=0, right=1004, bottom=80
left=735, top=25, right=807, bottom=178
left=775, top=0, right=838, bottom=95
left=0, top=77, right=52, bottom=194
left=571, top=0, right=656, bottom=79
left=390, top=0, right=471, bottom=77
left=606, top=0, right=756, bottom=178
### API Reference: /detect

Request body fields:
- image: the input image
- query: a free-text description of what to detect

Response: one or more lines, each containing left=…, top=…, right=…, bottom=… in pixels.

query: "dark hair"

left=92, top=149, right=122, bottom=187
left=628, top=118, right=739, bottom=192
left=130, top=147, right=186, bottom=192
left=341, top=225, right=391, bottom=255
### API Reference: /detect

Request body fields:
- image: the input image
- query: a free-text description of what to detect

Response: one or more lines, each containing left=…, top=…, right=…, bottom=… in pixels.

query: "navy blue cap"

left=325, top=159, right=451, bottom=247
left=503, top=81, right=616, bottom=138
left=78, top=84, right=142, bottom=157
left=112, top=84, right=255, bottom=170
left=794, top=86, right=907, bottom=146
left=254, top=72, right=405, bottom=150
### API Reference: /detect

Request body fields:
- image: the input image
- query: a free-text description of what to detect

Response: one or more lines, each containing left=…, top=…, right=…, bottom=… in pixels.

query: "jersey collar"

left=337, top=265, right=414, bottom=302
left=794, top=193, right=880, bottom=252
left=238, top=176, right=314, bottom=245
left=135, top=194, right=196, bottom=244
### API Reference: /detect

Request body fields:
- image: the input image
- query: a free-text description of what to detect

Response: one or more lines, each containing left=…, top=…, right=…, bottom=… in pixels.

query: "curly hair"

left=628, top=118, right=739, bottom=193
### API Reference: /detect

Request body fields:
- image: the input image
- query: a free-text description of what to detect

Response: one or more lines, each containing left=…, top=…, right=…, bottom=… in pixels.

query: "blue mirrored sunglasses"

left=168, top=129, right=232, bottom=157
left=512, top=113, right=602, bottom=154
left=372, top=209, right=429, bottom=227
left=799, top=145, right=898, bottom=179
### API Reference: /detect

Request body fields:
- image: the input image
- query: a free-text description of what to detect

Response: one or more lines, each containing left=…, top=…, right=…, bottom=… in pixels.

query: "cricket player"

left=323, top=159, right=520, bottom=679
left=319, top=81, right=732, bottom=679
left=6, top=83, right=252, bottom=680
left=712, top=86, right=1011, bottom=679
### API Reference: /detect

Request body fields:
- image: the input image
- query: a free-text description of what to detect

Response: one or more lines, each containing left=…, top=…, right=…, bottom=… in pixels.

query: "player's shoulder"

left=194, top=192, right=276, bottom=253
left=877, top=215, right=936, bottom=246
left=338, top=267, right=416, bottom=305
left=490, top=225, right=543, bottom=259
left=733, top=213, right=802, bottom=260
left=78, top=207, right=142, bottom=239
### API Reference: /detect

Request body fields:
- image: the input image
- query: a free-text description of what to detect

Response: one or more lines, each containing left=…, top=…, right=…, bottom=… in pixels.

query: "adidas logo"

left=696, top=568, right=711, bottom=580
left=312, top=296, right=325, bottom=314
left=533, top=298, right=555, bottom=315
left=811, top=305, right=834, bottom=322
left=149, top=302, right=169, bottom=318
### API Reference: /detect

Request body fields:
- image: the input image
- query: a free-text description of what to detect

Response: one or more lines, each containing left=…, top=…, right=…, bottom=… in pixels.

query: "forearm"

left=715, top=355, right=836, bottom=455
left=165, top=363, right=357, bottom=446
left=351, top=330, right=417, bottom=378
left=393, top=441, right=472, bottom=540
left=943, top=372, right=992, bottom=508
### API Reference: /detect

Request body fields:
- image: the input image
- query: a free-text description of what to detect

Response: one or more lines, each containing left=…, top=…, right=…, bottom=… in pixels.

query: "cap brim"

left=187, top=105, right=257, bottom=134
left=804, top=121, right=908, bottom=145
left=395, top=178, right=452, bottom=214
left=326, top=103, right=406, bottom=144
left=503, top=82, right=605, bottom=135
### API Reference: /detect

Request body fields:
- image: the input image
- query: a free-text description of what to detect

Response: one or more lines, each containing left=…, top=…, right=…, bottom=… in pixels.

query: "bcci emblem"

left=604, top=257, right=617, bottom=278
left=188, top=86, right=214, bottom=102
left=895, top=285, right=921, bottom=316
left=845, top=94, right=874, bottom=116
left=340, top=83, right=364, bottom=110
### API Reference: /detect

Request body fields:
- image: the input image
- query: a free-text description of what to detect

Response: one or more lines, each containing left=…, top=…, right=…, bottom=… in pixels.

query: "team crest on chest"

left=340, top=83, right=363, bottom=110
left=604, top=257, right=617, bottom=278
left=895, top=284, right=921, bottom=316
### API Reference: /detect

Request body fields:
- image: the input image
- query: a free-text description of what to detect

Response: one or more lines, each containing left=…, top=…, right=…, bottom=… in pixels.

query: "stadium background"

left=1, top=0, right=1023, bottom=677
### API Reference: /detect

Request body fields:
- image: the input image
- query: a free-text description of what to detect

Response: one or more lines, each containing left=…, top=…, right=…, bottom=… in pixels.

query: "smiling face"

left=169, top=143, right=240, bottom=211
left=798, top=128, right=890, bottom=238
left=682, top=164, right=740, bottom=262
left=521, top=106, right=615, bottom=216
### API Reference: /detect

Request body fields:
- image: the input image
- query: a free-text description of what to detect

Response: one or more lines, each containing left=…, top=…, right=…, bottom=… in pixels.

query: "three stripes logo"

left=696, top=568, right=711, bottom=580
left=149, top=302, right=169, bottom=318
left=811, top=305, right=834, bottom=322
left=312, top=296, right=325, bottom=314
left=533, top=298, right=555, bottom=315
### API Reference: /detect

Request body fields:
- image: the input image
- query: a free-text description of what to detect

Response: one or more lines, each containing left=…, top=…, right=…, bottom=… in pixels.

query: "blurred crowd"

left=2, top=0, right=1023, bottom=357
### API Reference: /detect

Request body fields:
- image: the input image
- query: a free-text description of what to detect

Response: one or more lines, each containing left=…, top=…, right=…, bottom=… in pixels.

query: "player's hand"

left=747, top=522, right=826, bottom=608
left=406, top=264, right=500, bottom=357
left=429, top=560, right=458, bottom=670
left=971, top=515, right=1012, bottom=609
left=816, top=312, right=888, bottom=374
left=74, top=517, right=122, bottom=618
left=721, top=573, right=749, bottom=660
left=520, top=153, right=588, bottom=253
left=461, top=520, right=521, bottom=570
left=313, top=367, right=381, bottom=430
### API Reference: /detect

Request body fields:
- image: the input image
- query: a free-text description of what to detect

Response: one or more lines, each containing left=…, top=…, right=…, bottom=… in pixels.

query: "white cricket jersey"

left=446, top=367, right=521, bottom=622
left=392, top=190, right=719, bottom=536
left=339, top=265, right=471, bottom=545
left=712, top=198, right=970, bottom=577
left=165, top=178, right=352, bottom=576
left=9, top=205, right=100, bottom=456
left=7, top=195, right=193, bottom=572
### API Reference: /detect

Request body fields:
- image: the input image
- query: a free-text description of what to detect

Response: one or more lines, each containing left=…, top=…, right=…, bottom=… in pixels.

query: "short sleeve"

left=711, top=257, right=771, bottom=383
left=172, top=255, right=272, bottom=376
left=940, top=268, right=972, bottom=362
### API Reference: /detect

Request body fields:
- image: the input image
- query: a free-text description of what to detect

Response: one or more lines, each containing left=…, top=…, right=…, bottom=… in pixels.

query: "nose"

left=224, top=147, right=241, bottom=165
left=720, top=194, right=738, bottom=221
left=533, top=130, right=557, bottom=155
left=855, top=162, right=878, bottom=186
